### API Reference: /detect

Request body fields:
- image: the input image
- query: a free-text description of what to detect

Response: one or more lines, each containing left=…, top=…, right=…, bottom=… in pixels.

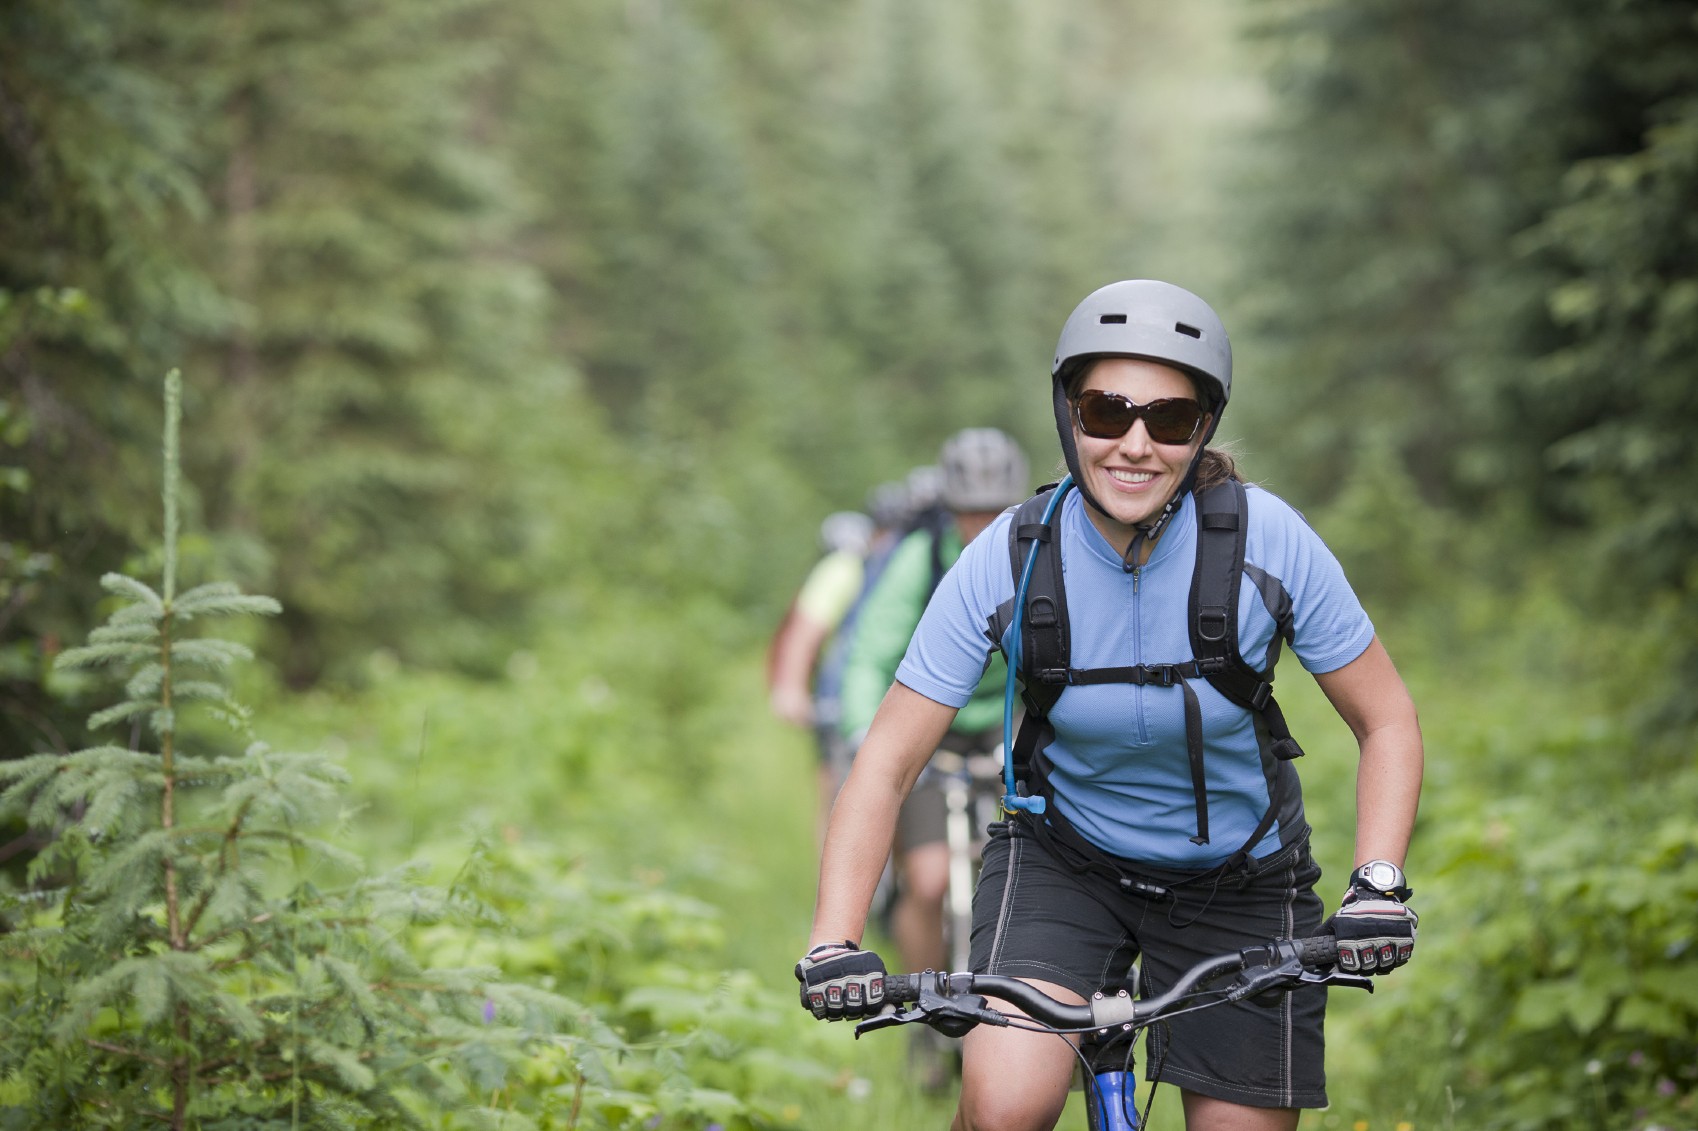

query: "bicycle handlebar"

left=859, top=934, right=1367, bottom=1040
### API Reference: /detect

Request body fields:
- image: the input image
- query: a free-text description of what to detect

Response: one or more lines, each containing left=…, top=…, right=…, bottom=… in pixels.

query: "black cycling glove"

left=1325, top=889, right=1418, bottom=974
left=794, top=942, right=886, bottom=1020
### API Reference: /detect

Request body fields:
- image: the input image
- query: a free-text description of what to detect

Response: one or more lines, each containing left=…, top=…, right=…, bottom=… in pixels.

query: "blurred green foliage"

left=1, top=0, right=1175, bottom=703
left=1233, top=0, right=1698, bottom=703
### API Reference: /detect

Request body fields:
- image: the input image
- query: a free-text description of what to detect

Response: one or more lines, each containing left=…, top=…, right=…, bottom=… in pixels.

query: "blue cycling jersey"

left=895, top=488, right=1375, bottom=868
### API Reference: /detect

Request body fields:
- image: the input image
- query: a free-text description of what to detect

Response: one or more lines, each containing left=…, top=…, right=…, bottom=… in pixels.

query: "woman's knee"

left=1180, top=1089, right=1300, bottom=1131
left=900, top=842, right=951, bottom=903
left=954, top=1026, right=1074, bottom=1131
left=955, top=1080, right=1069, bottom=1131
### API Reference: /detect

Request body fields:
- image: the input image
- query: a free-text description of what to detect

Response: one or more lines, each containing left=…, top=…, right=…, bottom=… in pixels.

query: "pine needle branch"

left=84, top=1038, right=173, bottom=1069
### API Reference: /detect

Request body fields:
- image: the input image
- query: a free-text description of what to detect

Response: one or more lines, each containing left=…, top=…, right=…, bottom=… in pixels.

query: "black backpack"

left=993, top=478, right=1306, bottom=871
left=907, top=503, right=954, bottom=601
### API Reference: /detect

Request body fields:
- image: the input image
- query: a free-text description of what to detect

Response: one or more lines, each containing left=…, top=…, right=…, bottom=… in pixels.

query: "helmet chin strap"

left=1122, top=443, right=1206, bottom=571
left=1051, top=379, right=1222, bottom=572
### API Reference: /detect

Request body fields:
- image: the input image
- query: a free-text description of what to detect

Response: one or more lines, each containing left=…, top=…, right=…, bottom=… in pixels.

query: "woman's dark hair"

left=1193, top=447, right=1242, bottom=490
left=1062, top=359, right=1244, bottom=490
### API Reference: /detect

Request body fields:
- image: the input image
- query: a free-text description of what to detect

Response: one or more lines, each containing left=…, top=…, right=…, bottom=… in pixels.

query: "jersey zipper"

left=1131, top=564, right=1149, bottom=743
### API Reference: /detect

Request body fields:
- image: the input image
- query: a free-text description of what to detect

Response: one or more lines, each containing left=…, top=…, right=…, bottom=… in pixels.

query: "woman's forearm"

left=1313, top=636, right=1424, bottom=872
left=1353, top=720, right=1423, bottom=868
left=808, top=682, right=956, bottom=948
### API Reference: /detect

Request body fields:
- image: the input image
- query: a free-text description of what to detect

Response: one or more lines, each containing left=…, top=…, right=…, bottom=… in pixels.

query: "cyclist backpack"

left=996, top=478, right=1306, bottom=869
left=814, top=503, right=954, bottom=725
left=908, top=503, right=954, bottom=602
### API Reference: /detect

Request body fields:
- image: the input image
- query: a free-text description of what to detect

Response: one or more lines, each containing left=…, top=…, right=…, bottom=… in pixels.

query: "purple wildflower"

left=482, top=998, right=496, bottom=1024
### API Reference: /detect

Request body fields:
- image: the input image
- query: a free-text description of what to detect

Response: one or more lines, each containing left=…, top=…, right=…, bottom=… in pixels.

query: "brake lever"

left=853, top=975, right=1011, bottom=1039
left=853, top=1006, right=917, bottom=1036
left=1299, top=968, right=1374, bottom=993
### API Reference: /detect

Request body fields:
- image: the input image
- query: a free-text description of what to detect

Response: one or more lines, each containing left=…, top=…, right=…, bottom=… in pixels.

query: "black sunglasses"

left=1074, top=390, right=1205, bottom=445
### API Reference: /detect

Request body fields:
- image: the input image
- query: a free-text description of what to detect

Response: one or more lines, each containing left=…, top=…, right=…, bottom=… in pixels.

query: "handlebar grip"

left=1293, top=934, right=1338, bottom=968
left=881, top=974, right=921, bottom=1003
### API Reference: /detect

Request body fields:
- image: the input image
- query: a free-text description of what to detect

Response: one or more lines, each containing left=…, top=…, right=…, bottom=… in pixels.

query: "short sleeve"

left=1247, top=488, right=1376, bottom=676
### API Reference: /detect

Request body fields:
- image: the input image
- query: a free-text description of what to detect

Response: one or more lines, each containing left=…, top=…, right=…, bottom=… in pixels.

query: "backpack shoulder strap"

left=1006, top=485, right=1069, bottom=718
left=981, top=485, right=1071, bottom=800
left=1188, top=479, right=1247, bottom=672
left=1188, top=479, right=1303, bottom=762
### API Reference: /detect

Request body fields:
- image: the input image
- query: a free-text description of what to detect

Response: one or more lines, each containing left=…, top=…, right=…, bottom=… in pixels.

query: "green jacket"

left=839, top=523, right=1008, bottom=739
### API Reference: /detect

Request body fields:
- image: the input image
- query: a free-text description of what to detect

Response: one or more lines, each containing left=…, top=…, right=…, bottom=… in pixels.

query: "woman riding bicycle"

left=795, top=280, right=1423, bottom=1131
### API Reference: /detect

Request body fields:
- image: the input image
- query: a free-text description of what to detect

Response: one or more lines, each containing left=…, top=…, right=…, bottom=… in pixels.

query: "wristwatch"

left=1349, top=859, right=1412, bottom=901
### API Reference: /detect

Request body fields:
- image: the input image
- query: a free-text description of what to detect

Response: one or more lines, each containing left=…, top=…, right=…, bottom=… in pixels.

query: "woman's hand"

left=795, top=941, right=888, bottom=1019
left=1325, top=889, right=1418, bottom=973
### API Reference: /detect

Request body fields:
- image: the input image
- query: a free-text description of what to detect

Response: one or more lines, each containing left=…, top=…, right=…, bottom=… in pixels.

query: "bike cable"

left=1139, top=1020, right=1173, bottom=1130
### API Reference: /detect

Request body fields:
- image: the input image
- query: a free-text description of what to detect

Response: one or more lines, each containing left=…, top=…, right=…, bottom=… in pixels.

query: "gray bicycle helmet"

left=1051, top=279, right=1232, bottom=410
left=939, top=428, right=1030, bottom=513
left=818, top=511, right=874, bottom=556
left=905, top=464, right=946, bottom=513
left=865, top=480, right=911, bottom=529
left=1048, top=280, right=1233, bottom=561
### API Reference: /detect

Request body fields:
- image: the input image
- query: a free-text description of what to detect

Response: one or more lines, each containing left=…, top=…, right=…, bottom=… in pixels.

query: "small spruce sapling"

left=0, top=370, right=564, bottom=1130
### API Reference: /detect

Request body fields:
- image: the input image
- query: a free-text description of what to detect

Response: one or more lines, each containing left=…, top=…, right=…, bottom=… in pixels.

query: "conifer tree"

left=1231, top=0, right=1698, bottom=699
left=0, top=371, right=565, bottom=1130
left=0, top=0, right=218, bottom=780
left=176, top=0, right=555, bottom=684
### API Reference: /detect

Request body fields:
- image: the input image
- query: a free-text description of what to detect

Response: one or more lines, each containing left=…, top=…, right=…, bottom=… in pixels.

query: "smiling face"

left=1071, top=357, right=1210, bottom=556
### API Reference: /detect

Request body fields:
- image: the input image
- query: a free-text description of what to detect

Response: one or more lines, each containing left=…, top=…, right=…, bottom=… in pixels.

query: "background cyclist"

left=797, top=281, right=1422, bottom=1131
left=837, top=427, right=1030, bottom=1088
left=767, top=509, right=877, bottom=839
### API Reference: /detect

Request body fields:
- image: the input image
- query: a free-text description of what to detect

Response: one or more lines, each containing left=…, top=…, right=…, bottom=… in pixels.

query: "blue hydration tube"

left=1000, top=475, right=1073, bottom=815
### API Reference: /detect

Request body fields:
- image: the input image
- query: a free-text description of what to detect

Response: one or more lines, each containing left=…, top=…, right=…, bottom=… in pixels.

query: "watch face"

left=1362, top=861, right=1401, bottom=891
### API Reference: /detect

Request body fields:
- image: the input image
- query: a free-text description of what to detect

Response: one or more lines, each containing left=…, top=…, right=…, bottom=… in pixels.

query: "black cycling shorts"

left=894, top=727, right=1001, bottom=855
left=894, top=779, right=946, bottom=854
left=968, top=819, right=1329, bottom=1110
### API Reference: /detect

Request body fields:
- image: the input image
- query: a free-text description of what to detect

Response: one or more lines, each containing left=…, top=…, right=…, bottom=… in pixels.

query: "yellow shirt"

left=795, top=549, right=864, bottom=631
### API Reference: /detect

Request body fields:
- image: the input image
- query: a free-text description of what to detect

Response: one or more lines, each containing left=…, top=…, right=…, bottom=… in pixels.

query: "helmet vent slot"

left=1099, top=313, right=1127, bottom=324
left=1174, top=322, right=1202, bottom=338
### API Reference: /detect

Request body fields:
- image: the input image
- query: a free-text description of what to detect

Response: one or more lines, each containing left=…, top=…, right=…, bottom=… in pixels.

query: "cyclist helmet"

left=818, top=511, right=874, bottom=557
left=905, top=464, right=946, bottom=513
left=1051, top=279, right=1232, bottom=411
left=865, top=480, right=910, bottom=529
left=1048, top=280, right=1233, bottom=560
left=939, top=427, right=1030, bottom=513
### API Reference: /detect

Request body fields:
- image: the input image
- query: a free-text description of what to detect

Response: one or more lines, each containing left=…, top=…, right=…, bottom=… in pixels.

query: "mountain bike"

left=856, top=933, right=1373, bottom=1130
